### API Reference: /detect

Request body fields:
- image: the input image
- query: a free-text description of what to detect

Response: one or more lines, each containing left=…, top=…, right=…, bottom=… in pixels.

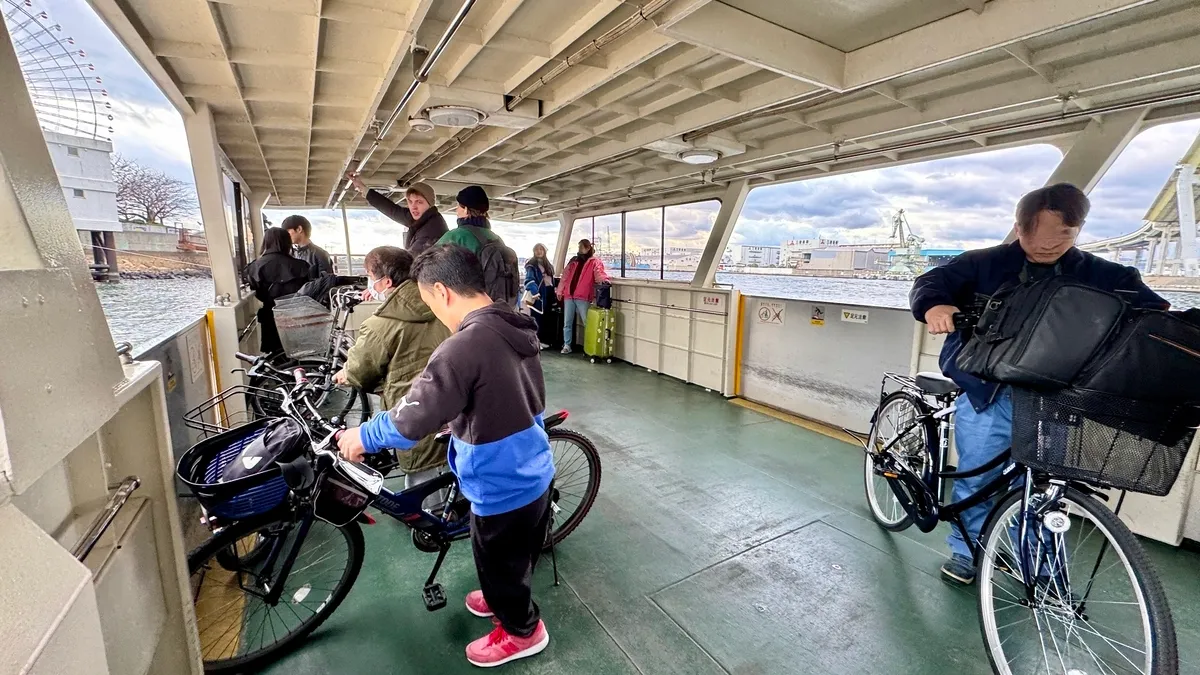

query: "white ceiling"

left=87, top=0, right=1200, bottom=221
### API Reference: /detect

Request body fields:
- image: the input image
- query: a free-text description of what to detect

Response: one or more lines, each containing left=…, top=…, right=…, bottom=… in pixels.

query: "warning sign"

left=756, top=300, right=785, bottom=325
left=841, top=309, right=869, bottom=324
left=811, top=305, right=825, bottom=326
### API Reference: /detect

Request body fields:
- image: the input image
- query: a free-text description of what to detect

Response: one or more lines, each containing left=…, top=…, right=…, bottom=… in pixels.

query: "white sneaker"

left=560, top=345, right=571, bottom=354
left=539, top=342, right=550, bottom=350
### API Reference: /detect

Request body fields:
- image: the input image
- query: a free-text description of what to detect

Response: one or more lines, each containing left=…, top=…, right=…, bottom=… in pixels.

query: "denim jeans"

left=947, top=388, right=1013, bottom=559
left=562, top=299, right=589, bottom=347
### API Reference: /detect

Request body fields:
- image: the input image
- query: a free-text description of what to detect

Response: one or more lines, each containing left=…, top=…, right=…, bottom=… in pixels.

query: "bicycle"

left=180, top=354, right=602, bottom=673
left=852, top=342, right=1181, bottom=673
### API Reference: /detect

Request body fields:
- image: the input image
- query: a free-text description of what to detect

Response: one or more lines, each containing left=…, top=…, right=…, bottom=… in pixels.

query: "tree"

left=112, top=154, right=197, bottom=225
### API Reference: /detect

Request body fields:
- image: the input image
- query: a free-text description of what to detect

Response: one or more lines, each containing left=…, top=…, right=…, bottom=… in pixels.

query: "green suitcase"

left=583, top=306, right=614, bottom=363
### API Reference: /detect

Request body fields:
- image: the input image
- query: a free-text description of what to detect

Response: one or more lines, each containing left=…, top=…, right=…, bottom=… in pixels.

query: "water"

left=95, top=276, right=214, bottom=351
left=96, top=272, right=1200, bottom=353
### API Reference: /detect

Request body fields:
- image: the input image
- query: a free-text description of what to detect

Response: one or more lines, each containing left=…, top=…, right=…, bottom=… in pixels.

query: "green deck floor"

left=259, top=353, right=1200, bottom=674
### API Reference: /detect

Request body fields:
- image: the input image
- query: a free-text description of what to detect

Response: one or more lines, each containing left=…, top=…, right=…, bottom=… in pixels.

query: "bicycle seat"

left=915, top=371, right=958, bottom=396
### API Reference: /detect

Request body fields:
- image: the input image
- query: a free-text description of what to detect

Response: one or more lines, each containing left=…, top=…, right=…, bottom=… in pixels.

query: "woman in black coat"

left=245, top=227, right=313, bottom=354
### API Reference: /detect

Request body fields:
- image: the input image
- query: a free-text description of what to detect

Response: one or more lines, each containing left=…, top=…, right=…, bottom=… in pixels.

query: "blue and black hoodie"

left=358, top=302, right=553, bottom=516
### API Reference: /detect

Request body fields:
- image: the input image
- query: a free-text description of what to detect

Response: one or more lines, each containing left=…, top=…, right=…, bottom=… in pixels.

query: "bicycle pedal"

left=422, top=583, right=447, bottom=612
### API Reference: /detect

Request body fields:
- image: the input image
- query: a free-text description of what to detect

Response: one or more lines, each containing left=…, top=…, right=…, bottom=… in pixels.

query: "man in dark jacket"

left=910, top=183, right=1167, bottom=585
left=338, top=244, right=553, bottom=668
left=281, top=215, right=334, bottom=276
left=347, top=172, right=449, bottom=255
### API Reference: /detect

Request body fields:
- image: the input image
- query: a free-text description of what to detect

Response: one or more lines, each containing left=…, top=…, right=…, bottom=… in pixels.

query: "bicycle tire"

left=188, top=514, right=364, bottom=673
left=862, top=390, right=936, bottom=532
left=977, top=485, right=1177, bottom=675
left=544, top=428, right=601, bottom=549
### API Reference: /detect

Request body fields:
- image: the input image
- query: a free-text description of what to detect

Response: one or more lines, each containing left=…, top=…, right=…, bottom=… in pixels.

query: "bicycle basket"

left=183, top=384, right=284, bottom=438
left=176, top=418, right=293, bottom=519
left=1011, top=387, right=1200, bottom=496
left=314, top=461, right=382, bottom=527
left=274, top=295, right=334, bottom=359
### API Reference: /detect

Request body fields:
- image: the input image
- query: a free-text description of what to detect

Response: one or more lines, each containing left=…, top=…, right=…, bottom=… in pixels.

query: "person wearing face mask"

left=523, top=243, right=556, bottom=348
left=910, top=183, right=1168, bottom=586
left=555, top=239, right=609, bottom=354
left=334, top=246, right=450, bottom=499
left=346, top=172, right=448, bottom=256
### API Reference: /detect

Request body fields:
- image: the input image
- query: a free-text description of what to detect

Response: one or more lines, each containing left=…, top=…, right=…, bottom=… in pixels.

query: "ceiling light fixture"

left=426, top=105, right=485, bottom=128
left=679, top=148, right=720, bottom=165
left=512, top=195, right=540, bottom=205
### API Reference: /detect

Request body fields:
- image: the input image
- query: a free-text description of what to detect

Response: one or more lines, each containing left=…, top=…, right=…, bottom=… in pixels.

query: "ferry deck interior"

left=3, top=1, right=1200, bottom=673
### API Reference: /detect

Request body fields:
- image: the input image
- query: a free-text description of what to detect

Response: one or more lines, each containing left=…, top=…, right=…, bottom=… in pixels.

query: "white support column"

left=1005, top=108, right=1148, bottom=243
left=184, top=102, right=240, bottom=300
left=340, top=203, right=353, bottom=273
left=1146, top=238, right=1157, bottom=274
left=691, top=179, right=751, bottom=288
left=247, top=192, right=266, bottom=256
left=1177, top=164, right=1197, bottom=276
left=553, top=210, right=576, bottom=273
left=1158, top=230, right=1170, bottom=275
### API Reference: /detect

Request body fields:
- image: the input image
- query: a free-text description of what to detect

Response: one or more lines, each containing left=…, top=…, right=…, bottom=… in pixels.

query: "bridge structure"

left=1079, top=129, right=1200, bottom=275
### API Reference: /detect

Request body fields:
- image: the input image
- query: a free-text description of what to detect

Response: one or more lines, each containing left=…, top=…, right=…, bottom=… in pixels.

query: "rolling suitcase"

left=583, top=305, right=615, bottom=363
left=538, top=298, right=564, bottom=350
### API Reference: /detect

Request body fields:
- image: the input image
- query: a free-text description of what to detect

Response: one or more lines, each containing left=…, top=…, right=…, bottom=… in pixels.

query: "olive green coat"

left=343, top=280, right=451, bottom=473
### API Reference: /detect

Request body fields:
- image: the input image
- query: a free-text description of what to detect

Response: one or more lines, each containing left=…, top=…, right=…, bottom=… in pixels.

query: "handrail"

left=115, top=341, right=134, bottom=364
left=71, top=476, right=141, bottom=562
left=612, top=297, right=727, bottom=317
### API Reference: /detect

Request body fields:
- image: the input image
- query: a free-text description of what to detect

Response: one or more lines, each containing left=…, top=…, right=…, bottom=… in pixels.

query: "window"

left=663, top=200, right=719, bottom=276
left=623, top=207, right=663, bottom=279
left=73, top=188, right=85, bottom=198
left=67, top=147, right=79, bottom=157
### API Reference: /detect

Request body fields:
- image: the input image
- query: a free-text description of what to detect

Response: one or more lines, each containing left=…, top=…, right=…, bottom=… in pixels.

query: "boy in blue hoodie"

left=338, top=245, right=553, bottom=668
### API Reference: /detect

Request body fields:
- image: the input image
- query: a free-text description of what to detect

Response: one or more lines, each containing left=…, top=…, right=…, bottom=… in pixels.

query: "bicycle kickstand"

left=550, top=531, right=560, bottom=587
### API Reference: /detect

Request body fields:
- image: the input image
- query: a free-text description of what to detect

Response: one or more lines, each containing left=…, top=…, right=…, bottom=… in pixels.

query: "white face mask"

left=366, top=277, right=388, bottom=301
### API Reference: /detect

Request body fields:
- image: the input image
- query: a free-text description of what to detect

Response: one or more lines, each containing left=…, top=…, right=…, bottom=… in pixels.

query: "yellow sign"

left=811, top=305, right=825, bottom=326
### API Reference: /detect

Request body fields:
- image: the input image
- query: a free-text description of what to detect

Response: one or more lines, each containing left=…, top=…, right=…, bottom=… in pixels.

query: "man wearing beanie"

left=347, top=172, right=448, bottom=256
left=437, top=185, right=501, bottom=254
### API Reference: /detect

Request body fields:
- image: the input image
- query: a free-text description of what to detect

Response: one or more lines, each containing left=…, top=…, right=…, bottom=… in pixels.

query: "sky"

left=18, top=0, right=1200, bottom=257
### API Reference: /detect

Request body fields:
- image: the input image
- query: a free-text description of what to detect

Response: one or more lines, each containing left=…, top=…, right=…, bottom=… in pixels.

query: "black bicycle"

left=853, top=366, right=1182, bottom=675
left=180, top=355, right=602, bottom=673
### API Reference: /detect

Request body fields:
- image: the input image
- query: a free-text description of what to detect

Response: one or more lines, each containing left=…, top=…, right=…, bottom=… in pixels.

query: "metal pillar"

left=341, top=203, right=353, bottom=273
left=184, top=102, right=240, bottom=299
left=1005, top=109, right=1148, bottom=244
left=102, top=230, right=119, bottom=279
left=691, top=179, right=751, bottom=288
left=553, top=210, right=576, bottom=273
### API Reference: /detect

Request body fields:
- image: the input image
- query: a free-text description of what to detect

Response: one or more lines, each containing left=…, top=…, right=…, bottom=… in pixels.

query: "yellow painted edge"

left=730, top=397, right=859, bottom=445
left=205, top=308, right=229, bottom=426
left=733, top=294, right=746, bottom=396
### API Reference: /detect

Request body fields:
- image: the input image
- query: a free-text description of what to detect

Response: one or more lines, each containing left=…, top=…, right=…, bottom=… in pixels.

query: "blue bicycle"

left=180, top=354, right=601, bottom=673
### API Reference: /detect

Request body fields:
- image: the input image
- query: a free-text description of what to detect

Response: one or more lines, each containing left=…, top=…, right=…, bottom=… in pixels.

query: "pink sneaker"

left=465, top=590, right=493, bottom=617
left=465, top=621, right=549, bottom=668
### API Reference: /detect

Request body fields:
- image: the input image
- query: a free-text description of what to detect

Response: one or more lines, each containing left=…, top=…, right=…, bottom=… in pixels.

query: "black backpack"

left=956, top=273, right=1127, bottom=390
left=465, top=226, right=520, bottom=305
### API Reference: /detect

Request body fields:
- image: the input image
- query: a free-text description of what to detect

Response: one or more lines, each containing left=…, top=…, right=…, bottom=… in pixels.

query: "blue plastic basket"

left=177, top=419, right=291, bottom=520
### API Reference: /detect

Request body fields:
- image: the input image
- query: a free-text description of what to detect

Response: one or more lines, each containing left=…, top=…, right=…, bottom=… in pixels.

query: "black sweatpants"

left=470, top=487, right=552, bottom=637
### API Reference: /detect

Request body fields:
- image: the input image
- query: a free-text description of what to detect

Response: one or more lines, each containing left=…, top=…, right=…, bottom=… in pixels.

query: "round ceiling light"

left=679, top=148, right=720, bottom=165
left=512, top=195, right=540, bottom=205
left=426, top=105, right=485, bottom=128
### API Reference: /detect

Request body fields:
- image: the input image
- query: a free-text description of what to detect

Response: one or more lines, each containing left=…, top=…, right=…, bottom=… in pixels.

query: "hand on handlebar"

left=336, top=427, right=366, bottom=462
left=924, top=305, right=958, bottom=335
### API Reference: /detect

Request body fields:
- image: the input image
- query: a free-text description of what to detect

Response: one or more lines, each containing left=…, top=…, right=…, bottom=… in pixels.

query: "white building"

left=782, top=237, right=839, bottom=266
left=731, top=244, right=781, bottom=267
left=42, top=130, right=120, bottom=232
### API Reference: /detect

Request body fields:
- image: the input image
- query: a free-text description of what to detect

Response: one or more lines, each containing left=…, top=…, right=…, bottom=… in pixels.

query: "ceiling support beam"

left=84, top=0, right=194, bottom=115
left=690, top=179, right=749, bottom=288
left=659, top=1, right=846, bottom=90
left=302, top=1, right=324, bottom=204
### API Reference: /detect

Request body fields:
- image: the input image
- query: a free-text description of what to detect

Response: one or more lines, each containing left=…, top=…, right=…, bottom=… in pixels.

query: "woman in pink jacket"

left=556, top=238, right=609, bottom=353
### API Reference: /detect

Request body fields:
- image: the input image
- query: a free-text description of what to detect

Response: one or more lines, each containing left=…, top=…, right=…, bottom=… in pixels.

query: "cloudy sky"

left=25, top=0, right=1200, bottom=260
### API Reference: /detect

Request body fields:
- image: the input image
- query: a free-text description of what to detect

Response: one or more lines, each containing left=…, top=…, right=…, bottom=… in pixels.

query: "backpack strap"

left=463, top=225, right=491, bottom=248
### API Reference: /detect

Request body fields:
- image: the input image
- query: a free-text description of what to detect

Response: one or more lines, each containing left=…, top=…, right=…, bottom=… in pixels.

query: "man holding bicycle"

left=337, top=245, right=554, bottom=668
left=910, top=183, right=1166, bottom=585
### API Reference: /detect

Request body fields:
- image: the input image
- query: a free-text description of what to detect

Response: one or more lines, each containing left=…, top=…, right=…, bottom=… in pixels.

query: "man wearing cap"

left=437, top=185, right=501, bottom=254
left=347, top=172, right=448, bottom=256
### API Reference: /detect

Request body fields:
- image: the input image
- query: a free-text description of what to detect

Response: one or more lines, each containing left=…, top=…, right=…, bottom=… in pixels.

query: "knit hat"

left=456, top=185, right=489, bottom=213
left=403, top=181, right=436, bottom=207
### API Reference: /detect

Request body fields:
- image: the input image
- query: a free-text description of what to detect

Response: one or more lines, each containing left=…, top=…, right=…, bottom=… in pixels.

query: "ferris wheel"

left=2, top=0, right=112, bottom=140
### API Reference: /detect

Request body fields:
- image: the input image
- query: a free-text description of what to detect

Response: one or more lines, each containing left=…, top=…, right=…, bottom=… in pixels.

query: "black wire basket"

left=184, top=384, right=284, bottom=438
left=176, top=418, right=290, bottom=519
left=1011, top=387, right=1200, bottom=496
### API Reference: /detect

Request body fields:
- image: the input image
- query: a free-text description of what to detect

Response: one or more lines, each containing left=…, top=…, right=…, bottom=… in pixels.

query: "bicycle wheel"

left=863, top=391, right=935, bottom=531
left=188, top=515, right=364, bottom=673
left=545, top=428, right=601, bottom=549
left=978, top=485, right=1177, bottom=675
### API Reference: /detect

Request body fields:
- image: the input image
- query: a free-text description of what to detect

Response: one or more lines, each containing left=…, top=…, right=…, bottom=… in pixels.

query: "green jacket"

left=344, top=280, right=451, bottom=473
left=436, top=225, right=499, bottom=254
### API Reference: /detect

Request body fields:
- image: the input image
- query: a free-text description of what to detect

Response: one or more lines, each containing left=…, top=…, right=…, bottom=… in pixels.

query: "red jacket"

left=557, top=255, right=608, bottom=301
